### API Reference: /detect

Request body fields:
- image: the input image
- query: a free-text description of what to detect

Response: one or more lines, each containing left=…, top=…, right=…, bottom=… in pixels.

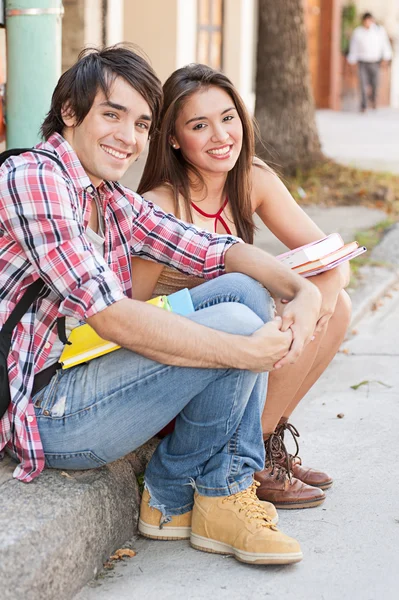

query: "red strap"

left=190, top=197, right=231, bottom=234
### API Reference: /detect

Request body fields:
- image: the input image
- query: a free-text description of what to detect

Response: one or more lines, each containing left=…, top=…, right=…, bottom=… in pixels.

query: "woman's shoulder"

left=142, top=184, right=176, bottom=214
left=250, top=157, right=281, bottom=209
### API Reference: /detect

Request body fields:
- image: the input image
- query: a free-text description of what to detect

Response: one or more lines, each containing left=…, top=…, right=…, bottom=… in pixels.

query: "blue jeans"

left=33, top=274, right=274, bottom=515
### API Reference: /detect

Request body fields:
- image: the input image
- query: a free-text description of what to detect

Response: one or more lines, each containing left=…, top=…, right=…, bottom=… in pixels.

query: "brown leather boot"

left=255, top=433, right=325, bottom=509
left=276, top=420, right=333, bottom=490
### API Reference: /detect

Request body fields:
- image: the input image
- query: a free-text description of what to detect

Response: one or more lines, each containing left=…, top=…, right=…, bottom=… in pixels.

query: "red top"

left=191, top=197, right=232, bottom=235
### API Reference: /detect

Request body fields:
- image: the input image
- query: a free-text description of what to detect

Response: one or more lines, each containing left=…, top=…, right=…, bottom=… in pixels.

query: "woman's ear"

left=61, top=103, right=77, bottom=128
left=169, top=136, right=180, bottom=150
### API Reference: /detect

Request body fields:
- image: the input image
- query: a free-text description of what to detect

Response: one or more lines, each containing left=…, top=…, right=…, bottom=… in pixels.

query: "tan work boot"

left=276, top=420, right=333, bottom=490
left=139, top=489, right=191, bottom=540
left=190, top=482, right=302, bottom=565
left=139, top=487, right=279, bottom=541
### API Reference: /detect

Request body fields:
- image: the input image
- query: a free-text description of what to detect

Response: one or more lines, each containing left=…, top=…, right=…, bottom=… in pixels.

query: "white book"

left=277, top=233, right=344, bottom=269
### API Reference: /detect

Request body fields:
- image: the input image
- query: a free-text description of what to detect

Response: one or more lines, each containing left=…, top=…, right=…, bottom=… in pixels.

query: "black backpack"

left=0, top=148, right=64, bottom=419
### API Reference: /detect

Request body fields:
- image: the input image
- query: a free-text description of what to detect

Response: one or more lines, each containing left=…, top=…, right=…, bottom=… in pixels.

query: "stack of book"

left=59, top=288, right=194, bottom=370
left=276, top=233, right=366, bottom=278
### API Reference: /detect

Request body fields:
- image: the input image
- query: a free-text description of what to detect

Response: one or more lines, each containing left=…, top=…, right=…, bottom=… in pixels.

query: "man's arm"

left=88, top=297, right=293, bottom=373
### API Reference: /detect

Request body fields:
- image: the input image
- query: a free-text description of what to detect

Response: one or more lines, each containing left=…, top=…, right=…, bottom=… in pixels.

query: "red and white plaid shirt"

left=0, top=133, right=240, bottom=482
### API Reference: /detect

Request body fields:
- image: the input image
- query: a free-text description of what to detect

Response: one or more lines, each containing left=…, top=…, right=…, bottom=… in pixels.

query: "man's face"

left=62, top=76, right=152, bottom=187
left=363, top=17, right=373, bottom=29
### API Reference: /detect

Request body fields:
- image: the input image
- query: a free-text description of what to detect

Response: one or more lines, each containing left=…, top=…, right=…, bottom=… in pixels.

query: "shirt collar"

left=37, top=132, right=96, bottom=194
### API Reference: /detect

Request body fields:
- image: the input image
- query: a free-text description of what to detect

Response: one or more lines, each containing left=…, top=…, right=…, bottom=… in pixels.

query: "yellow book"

left=60, top=295, right=172, bottom=369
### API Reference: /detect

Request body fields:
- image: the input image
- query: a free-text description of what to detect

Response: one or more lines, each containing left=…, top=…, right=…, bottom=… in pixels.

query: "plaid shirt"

left=0, top=133, right=240, bottom=482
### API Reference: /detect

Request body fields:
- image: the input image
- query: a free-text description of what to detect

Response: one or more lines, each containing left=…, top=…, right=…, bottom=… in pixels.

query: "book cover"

left=300, top=246, right=367, bottom=278
left=276, top=233, right=344, bottom=269
left=59, top=293, right=189, bottom=370
left=293, top=241, right=359, bottom=275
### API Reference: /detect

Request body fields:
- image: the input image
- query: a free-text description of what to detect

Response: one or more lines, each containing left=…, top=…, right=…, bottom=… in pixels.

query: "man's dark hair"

left=41, top=44, right=163, bottom=139
left=362, top=12, right=373, bottom=21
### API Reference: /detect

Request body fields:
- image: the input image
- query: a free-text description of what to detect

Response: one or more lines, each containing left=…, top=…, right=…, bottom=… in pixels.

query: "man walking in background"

left=347, top=12, right=392, bottom=112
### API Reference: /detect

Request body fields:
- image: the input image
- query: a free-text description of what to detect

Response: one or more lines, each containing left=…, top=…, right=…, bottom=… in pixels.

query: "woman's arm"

left=131, top=187, right=177, bottom=300
left=252, top=161, right=350, bottom=328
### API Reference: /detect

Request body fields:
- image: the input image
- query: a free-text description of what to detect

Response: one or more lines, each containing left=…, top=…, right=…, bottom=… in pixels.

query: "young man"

left=0, top=46, right=321, bottom=565
left=347, top=12, right=392, bottom=112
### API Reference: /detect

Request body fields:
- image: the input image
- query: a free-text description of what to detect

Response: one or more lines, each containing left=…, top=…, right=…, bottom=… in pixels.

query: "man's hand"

left=244, top=316, right=293, bottom=372
left=274, top=284, right=321, bottom=369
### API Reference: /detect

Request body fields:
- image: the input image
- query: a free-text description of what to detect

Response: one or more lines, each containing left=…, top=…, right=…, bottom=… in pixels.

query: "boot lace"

left=222, top=482, right=278, bottom=530
left=276, top=421, right=301, bottom=460
left=264, top=432, right=292, bottom=481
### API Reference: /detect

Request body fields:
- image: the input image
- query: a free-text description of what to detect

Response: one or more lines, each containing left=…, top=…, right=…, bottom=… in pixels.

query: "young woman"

left=131, top=64, right=352, bottom=509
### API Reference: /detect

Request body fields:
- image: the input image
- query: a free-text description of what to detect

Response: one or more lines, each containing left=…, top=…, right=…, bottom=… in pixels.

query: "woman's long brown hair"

left=137, top=64, right=256, bottom=243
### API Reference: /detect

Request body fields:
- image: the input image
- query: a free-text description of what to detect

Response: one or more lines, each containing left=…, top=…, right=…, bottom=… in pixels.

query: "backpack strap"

left=0, top=147, right=64, bottom=171
left=1, top=279, right=45, bottom=336
left=0, top=147, right=66, bottom=338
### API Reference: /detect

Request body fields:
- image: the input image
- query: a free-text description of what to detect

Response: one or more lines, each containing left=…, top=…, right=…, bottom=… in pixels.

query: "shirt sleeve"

left=129, top=193, right=243, bottom=279
left=1, top=161, right=125, bottom=321
left=347, top=29, right=359, bottom=64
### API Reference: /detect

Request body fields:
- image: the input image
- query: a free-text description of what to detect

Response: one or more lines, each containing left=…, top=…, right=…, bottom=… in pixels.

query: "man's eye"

left=193, top=123, right=206, bottom=130
left=105, top=112, right=118, bottom=119
left=137, top=122, right=149, bottom=130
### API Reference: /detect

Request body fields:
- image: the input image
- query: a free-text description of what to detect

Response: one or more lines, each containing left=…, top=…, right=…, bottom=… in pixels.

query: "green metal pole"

left=5, top=0, right=63, bottom=147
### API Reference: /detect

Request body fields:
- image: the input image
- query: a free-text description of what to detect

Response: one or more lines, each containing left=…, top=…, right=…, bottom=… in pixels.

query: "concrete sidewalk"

left=75, top=282, right=399, bottom=600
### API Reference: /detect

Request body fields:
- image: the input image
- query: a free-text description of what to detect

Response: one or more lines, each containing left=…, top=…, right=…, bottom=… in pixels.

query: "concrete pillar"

left=5, top=0, right=63, bottom=147
left=223, top=0, right=258, bottom=113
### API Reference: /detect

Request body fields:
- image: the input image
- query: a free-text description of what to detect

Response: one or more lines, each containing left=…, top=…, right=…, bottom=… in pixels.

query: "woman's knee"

left=333, top=290, right=352, bottom=330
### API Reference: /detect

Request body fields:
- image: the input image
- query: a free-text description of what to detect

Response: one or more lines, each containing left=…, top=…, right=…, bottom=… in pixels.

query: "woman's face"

left=172, top=85, right=243, bottom=177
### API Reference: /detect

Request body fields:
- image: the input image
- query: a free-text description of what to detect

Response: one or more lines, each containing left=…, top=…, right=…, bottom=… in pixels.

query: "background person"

left=133, top=63, right=352, bottom=510
left=347, top=12, right=393, bottom=112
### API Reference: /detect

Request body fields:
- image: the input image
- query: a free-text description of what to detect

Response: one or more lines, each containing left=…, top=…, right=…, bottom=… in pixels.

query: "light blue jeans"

left=33, top=274, right=274, bottom=515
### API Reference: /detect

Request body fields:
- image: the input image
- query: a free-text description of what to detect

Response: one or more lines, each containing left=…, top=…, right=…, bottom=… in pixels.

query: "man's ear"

left=61, top=103, right=77, bottom=128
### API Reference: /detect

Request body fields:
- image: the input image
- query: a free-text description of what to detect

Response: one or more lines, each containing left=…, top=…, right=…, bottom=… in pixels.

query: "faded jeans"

left=33, top=274, right=274, bottom=515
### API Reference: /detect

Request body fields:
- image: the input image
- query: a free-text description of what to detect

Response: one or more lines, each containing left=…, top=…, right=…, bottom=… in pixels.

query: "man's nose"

left=116, top=123, right=137, bottom=149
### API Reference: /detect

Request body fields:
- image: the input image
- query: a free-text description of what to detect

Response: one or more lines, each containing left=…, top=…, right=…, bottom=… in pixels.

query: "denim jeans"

left=33, top=274, right=274, bottom=515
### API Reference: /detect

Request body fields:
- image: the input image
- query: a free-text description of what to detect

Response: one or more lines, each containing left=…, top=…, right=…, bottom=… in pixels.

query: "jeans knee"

left=219, top=273, right=275, bottom=323
left=219, top=302, right=265, bottom=336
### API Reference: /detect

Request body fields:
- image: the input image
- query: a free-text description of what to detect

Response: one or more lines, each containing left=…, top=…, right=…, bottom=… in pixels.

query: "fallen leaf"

left=351, top=380, right=392, bottom=390
left=110, top=548, right=137, bottom=560
left=103, top=561, right=115, bottom=570
left=337, top=413, right=345, bottom=418
left=60, top=471, right=73, bottom=479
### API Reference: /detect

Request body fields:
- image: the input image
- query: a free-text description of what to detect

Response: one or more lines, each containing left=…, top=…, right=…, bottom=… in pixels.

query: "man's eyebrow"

left=99, top=100, right=128, bottom=112
left=99, top=100, right=152, bottom=121
left=185, top=106, right=237, bottom=125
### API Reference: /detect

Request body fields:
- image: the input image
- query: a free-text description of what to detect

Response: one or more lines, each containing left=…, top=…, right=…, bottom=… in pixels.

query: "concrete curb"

left=348, top=265, right=399, bottom=328
left=0, top=439, right=158, bottom=600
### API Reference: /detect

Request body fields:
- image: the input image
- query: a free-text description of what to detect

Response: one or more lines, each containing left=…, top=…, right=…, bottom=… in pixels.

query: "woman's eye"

left=223, top=115, right=234, bottom=122
left=193, top=123, right=206, bottom=130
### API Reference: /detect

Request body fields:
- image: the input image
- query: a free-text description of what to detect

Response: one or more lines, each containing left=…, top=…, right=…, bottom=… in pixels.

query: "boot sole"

left=315, top=481, right=333, bottom=491
left=138, top=519, right=190, bottom=540
left=139, top=513, right=278, bottom=540
left=190, top=533, right=302, bottom=565
left=272, top=496, right=325, bottom=510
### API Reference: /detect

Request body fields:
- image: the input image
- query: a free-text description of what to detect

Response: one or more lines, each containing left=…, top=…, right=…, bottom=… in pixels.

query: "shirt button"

left=45, top=342, right=51, bottom=349
left=27, top=415, right=34, bottom=423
